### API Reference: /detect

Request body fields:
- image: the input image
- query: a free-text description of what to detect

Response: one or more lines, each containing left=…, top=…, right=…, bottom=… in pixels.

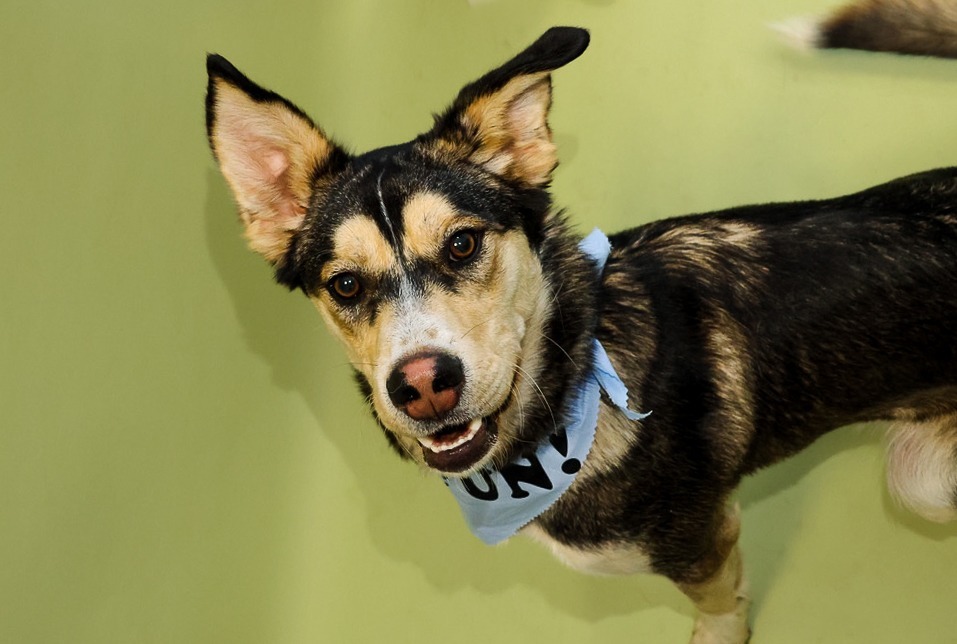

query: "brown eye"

left=448, top=230, right=480, bottom=262
left=329, top=272, right=362, bottom=300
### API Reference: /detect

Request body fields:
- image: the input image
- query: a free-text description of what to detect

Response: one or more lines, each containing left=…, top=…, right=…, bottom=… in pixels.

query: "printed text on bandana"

left=456, top=427, right=582, bottom=501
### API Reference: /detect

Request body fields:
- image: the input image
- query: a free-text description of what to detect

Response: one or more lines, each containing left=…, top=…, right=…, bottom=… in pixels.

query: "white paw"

left=689, top=609, right=750, bottom=644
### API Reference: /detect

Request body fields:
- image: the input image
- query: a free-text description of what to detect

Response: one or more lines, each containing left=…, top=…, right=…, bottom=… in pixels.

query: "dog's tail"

left=774, top=0, right=957, bottom=58
left=886, top=414, right=957, bottom=523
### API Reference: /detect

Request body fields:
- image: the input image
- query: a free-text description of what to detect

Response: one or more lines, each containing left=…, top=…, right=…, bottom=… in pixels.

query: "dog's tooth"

left=418, top=434, right=453, bottom=454
left=449, top=430, right=471, bottom=450
left=417, top=418, right=484, bottom=454
left=450, top=419, right=482, bottom=448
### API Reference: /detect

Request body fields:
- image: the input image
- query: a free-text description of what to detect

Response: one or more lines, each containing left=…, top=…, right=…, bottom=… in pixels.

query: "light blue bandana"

left=445, top=228, right=651, bottom=545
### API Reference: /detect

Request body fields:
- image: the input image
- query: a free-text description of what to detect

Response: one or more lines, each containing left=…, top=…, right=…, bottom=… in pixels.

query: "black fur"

left=541, top=168, right=957, bottom=580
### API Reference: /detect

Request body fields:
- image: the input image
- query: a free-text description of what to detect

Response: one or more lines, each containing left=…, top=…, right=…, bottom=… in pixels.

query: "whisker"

left=507, top=370, right=528, bottom=440
left=460, top=316, right=496, bottom=340
left=512, top=362, right=558, bottom=433
left=340, top=361, right=380, bottom=372
left=515, top=381, right=526, bottom=437
left=549, top=279, right=567, bottom=331
left=395, top=435, right=419, bottom=461
left=539, top=333, right=578, bottom=369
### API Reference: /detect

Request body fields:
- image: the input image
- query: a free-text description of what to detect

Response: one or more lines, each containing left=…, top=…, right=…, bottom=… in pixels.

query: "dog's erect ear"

left=205, top=55, right=349, bottom=263
left=422, top=27, right=589, bottom=187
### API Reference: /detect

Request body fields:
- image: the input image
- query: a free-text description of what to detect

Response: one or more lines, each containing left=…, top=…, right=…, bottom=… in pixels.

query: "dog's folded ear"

left=205, top=55, right=350, bottom=263
left=421, top=27, right=589, bottom=188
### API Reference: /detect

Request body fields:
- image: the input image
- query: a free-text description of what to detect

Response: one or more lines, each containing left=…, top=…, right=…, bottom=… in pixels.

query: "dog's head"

left=206, top=28, right=591, bottom=476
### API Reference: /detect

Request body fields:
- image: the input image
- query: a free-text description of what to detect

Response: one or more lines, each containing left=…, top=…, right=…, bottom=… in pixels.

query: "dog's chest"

left=513, top=403, right=653, bottom=576
left=521, top=524, right=652, bottom=576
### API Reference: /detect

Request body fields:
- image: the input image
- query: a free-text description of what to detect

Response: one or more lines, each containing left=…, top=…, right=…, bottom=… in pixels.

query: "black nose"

left=387, top=352, right=465, bottom=421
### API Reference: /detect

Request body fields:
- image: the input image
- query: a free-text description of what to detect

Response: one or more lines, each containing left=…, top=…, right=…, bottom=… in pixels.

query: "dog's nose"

left=387, top=352, right=464, bottom=421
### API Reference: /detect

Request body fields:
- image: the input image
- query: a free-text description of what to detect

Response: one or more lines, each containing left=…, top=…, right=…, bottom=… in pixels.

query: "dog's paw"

left=689, top=608, right=751, bottom=644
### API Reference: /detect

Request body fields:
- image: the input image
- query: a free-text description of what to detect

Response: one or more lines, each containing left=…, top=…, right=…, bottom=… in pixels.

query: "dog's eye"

left=328, top=272, right=362, bottom=300
left=448, top=230, right=481, bottom=262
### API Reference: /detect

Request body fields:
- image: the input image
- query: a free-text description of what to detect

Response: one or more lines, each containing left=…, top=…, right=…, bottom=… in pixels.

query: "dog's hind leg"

left=886, top=414, right=957, bottom=523
left=677, top=505, right=751, bottom=644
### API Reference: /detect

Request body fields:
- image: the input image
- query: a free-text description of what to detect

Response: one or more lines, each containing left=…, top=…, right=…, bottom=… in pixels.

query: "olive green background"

left=2, top=1, right=956, bottom=642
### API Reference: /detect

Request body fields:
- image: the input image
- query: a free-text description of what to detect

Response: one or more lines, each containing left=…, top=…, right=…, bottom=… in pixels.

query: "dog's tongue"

left=418, top=418, right=494, bottom=473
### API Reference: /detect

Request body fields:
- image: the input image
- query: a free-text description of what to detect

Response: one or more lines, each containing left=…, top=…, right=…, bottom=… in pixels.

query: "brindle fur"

left=206, top=27, right=957, bottom=644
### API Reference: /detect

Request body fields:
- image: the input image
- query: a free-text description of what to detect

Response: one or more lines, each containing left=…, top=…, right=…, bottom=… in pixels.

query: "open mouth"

left=417, top=416, right=499, bottom=474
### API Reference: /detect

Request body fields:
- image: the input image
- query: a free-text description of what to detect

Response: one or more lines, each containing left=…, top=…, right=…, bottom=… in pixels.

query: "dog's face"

left=304, top=158, right=555, bottom=475
left=206, top=28, right=590, bottom=476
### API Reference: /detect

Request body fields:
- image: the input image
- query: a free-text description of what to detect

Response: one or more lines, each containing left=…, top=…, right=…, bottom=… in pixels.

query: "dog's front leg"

left=676, top=507, right=750, bottom=644
left=679, top=543, right=750, bottom=644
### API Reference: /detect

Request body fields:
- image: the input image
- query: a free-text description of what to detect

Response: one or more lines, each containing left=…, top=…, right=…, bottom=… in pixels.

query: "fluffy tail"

left=886, top=415, right=957, bottom=523
left=774, top=0, right=957, bottom=58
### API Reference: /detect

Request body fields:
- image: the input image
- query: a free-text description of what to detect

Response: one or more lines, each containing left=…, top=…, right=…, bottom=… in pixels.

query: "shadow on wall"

left=202, top=169, right=956, bottom=626
left=738, top=422, right=957, bottom=607
left=736, top=426, right=876, bottom=605
left=773, top=43, right=957, bottom=83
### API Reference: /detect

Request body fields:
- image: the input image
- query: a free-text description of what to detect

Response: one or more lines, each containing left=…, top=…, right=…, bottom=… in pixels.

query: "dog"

left=205, top=5, right=957, bottom=643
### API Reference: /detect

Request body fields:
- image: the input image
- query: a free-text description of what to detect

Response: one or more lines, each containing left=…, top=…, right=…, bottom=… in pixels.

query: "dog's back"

left=600, top=167, right=957, bottom=516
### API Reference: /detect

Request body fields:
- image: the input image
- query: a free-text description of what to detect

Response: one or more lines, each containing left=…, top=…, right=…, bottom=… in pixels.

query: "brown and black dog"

left=206, top=4, right=957, bottom=642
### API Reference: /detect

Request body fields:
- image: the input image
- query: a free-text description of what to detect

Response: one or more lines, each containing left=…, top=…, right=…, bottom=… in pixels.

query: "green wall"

left=3, top=1, right=956, bottom=642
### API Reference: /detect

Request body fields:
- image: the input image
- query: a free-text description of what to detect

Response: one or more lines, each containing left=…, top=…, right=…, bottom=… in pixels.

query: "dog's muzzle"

left=386, top=350, right=500, bottom=473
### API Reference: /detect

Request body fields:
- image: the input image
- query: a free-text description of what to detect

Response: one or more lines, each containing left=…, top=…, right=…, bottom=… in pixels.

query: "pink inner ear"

left=507, top=82, right=550, bottom=141
left=260, top=147, right=305, bottom=222
left=263, top=148, right=291, bottom=180
left=497, top=80, right=554, bottom=185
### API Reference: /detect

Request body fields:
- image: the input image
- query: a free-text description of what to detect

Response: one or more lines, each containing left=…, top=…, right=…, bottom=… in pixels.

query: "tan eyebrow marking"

left=326, top=215, right=398, bottom=281
left=402, top=192, right=464, bottom=260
